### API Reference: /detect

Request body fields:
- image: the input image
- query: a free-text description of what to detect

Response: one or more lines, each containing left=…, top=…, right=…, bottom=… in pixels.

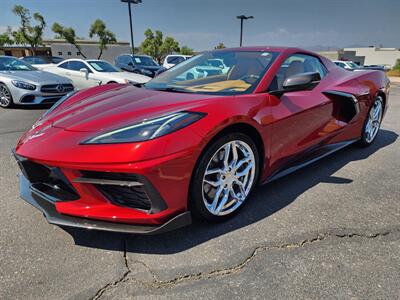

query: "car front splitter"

left=18, top=174, right=192, bottom=235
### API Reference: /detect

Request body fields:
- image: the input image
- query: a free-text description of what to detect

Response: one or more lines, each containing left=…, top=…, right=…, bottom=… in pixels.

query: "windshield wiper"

left=152, top=87, right=189, bottom=93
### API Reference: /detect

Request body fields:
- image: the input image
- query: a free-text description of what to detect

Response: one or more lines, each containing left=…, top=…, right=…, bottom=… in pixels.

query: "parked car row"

left=333, top=60, right=387, bottom=72
left=0, top=52, right=195, bottom=108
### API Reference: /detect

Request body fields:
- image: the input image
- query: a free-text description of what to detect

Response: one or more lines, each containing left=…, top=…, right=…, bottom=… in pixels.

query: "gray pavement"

left=0, top=86, right=399, bottom=300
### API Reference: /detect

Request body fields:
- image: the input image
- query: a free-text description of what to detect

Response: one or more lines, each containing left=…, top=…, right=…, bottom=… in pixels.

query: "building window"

left=67, top=51, right=72, bottom=56
left=58, top=51, right=62, bottom=56
left=77, top=52, right=81, bottom=56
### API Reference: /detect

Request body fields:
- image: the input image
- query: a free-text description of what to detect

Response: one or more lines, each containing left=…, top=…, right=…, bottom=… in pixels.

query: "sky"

left=1, top=0, right=399, bottom=51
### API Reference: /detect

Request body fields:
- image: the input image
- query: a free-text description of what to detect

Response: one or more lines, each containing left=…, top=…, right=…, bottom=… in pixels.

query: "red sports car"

left=14, top=47, right=389, bottom=234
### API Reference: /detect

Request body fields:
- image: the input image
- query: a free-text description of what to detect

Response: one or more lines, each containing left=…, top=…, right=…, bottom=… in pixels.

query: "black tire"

left=189, top=132, right=260, bottom=222
left=0, top=83, right=14, bottom=108
left=358, top=96, right=384, bottom=147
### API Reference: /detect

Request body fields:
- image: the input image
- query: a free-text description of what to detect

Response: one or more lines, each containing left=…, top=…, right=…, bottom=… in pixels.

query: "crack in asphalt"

left=91, top=227, right=399, bottom=297
left=91, top=240, right=131, bottom=300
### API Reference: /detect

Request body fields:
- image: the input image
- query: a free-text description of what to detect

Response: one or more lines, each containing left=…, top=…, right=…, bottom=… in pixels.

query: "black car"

left=21, top=56, right=64, bottom=65
left=115, top=54, right=163, bottom=77
left=363, top=65, right=386, bottom=71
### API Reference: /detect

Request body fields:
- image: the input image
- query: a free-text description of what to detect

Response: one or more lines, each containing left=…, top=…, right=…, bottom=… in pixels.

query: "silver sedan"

left=0, top=56, right=74, bottom=108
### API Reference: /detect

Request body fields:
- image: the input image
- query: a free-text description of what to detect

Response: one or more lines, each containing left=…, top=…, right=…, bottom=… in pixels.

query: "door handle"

left=65, top=72, right=71, bottom=75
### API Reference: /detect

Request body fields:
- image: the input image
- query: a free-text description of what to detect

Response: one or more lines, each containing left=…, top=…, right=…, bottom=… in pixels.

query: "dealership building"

left=0, top=39, right=131, bottom=63
left=318, top=46, right=400, bottom=68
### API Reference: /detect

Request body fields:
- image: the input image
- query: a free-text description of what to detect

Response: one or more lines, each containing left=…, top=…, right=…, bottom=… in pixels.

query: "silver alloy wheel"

left=202, top=140, right=256, bottom=216
left=365, top=97, right=383, bottom=143
left=0, top=85, right=11, bottom=107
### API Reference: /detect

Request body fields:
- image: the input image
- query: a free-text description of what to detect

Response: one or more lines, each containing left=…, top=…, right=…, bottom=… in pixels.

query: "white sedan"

left=43, top=59, right=151, bottom=90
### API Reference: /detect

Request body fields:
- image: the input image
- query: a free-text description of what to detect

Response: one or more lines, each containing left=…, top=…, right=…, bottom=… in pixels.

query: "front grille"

left=80, top=171, right=152, bottom=211
left=96, top=185, right=151, bottom=211
left=41, top=84, right=74, bottom=94
left=16, top=159, right=79, bottom=202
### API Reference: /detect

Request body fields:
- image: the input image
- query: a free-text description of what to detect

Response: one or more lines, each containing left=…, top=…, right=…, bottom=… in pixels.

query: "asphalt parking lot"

left=1, top=85, right=399, bottom=300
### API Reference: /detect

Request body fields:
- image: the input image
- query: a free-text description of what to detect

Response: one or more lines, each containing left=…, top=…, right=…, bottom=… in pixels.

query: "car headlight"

left=82, top=111, right=206, bottom=144
left=11, top=80, right=36, bottom=90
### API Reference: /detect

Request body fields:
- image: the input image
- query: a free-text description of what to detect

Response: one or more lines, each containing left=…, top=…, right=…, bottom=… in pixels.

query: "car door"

left=268, top=54, right=343, bottom=171
left=66, top=61, right=100, bottom=89
left=117, top=55, right=135, bottom=72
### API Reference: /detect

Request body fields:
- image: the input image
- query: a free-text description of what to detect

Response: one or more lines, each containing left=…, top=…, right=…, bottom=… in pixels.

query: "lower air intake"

left=79, top=171, right=152, bottom=211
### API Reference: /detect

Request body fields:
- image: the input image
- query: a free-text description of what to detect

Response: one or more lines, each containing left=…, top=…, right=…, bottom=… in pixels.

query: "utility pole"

left=236, top=15, right=254, bottom=47
left=121, top=0, right=142, bottom=54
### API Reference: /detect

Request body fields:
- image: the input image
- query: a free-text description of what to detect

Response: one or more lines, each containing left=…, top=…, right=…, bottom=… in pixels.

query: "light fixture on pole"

left=236, top=15, right=254, bottom=47
left=121, top=0, right=142, bottom=54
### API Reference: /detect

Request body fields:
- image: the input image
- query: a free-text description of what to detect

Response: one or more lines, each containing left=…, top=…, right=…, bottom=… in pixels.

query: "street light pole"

left=121, top=0, right=142, bottom=54
left=236, top=15, right=254, bottom=47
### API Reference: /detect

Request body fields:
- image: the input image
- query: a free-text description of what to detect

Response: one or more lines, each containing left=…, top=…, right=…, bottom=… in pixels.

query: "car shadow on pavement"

left=11, top=104, right=53, bottom=110
left=62, top=129, right=398, bottom=254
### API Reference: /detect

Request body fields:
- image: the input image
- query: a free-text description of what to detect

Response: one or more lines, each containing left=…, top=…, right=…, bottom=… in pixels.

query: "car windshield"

left=348, top=62, right=360, bottom=68
left=133, top=56, right=158, bottom=66
left=87, top=61, right=120, bottom=72
left=0, top=57, right=37, bottom=71
left=146, top=50, right=279, bottom=95
left=52, top=57, right=64, bottom=64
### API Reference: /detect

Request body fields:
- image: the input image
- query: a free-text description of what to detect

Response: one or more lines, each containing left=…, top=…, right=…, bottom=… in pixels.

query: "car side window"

left=58, top=62, right=69, bottom=69
left=120, top=55, right=132, bottom=65
left=68, top=61, right=92, bottom=72
left=268, top=54, right=327, bottom=91
left=167, top=56, right=185, bottom=64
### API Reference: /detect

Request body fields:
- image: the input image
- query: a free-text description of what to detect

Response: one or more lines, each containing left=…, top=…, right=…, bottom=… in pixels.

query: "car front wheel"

left=190, top=133, right=259, bottom=221
left=0, top=83, right=13, bottom=108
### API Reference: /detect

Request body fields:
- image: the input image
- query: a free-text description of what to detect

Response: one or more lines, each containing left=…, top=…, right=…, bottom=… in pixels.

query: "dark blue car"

left=115, top=54, right=163, bottom=78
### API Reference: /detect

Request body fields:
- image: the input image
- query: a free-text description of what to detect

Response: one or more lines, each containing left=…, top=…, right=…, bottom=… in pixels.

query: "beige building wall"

left=343, top=47, right=400, bottom=68
left=317, top=51, right=339, bottom=61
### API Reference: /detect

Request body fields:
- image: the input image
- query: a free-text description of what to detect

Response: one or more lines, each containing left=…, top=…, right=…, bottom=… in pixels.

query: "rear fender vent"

left=323, top=90, right=360, bottom=123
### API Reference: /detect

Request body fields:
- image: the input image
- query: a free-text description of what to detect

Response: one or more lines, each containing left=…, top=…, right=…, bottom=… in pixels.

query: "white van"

left=163, top=55, right=192, bottom=69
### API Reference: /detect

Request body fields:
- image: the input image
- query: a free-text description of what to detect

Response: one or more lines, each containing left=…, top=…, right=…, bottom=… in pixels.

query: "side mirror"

left=270, top=72, right=321, bottom=96
left=282, top=72, right=321, bottom=91
left=80, top=68, right=89, bottom=79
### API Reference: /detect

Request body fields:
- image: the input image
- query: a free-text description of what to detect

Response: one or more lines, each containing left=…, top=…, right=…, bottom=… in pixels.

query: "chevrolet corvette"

left=14, top=47, right=389, bottom=234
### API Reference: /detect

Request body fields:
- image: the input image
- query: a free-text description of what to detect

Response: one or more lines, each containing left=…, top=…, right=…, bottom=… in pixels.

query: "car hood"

left=45, top=84, right=220, bottom=132
left=102, top=72, right=151, bottom=83
left=0, top=70, right=71, bottom=84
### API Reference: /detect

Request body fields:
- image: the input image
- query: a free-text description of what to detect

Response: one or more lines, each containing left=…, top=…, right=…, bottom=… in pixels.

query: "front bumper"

left=10, top=84, right=74, bottom=105
left=18, top=174, right=192, bottom=234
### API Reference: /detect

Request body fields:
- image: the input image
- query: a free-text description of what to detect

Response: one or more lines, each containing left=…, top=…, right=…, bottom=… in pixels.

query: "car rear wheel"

left=0, top=83, right=13, bottom=108
left=190, top=133, right=259, bottom=221
left=358, top=96, right=383, bottom=147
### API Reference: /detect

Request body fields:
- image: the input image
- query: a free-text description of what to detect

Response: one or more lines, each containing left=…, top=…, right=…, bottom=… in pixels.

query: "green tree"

left=394, top=59, right=400, bottom=71
left=52, top=23, right=87, bottom=58
left=214, top=43, right=226, bottom=49
left=12, top=5, right=46, bottom=55
left=140, top=29, right=180, bottom=64
left=89, top=19, right=117, bottom=59
left=180, top=46, right=194, bottom=55
left=0, top=27, right=14, bottom=46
